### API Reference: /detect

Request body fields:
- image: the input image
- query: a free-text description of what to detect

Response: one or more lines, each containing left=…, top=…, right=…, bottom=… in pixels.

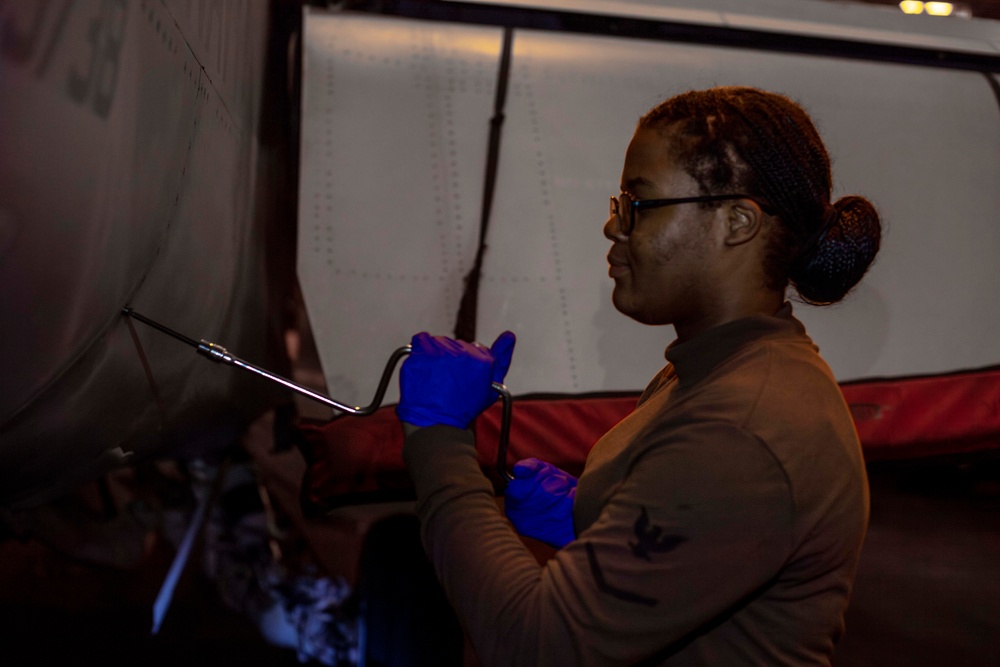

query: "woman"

left=395, top=86, right=881, bottom=666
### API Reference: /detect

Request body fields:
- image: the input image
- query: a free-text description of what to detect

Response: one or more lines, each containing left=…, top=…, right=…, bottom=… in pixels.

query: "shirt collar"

left=664, top=303, right=807, bottom=387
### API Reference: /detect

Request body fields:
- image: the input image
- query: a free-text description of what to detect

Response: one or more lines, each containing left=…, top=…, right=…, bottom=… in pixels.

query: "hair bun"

left=790, top=195, right=882, bottom=305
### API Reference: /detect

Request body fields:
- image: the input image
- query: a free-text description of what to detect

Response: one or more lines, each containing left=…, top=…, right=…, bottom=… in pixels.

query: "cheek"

left=632, top=232, right=675, bottom=269
left=631, top=231, right=710, bottom=302
left=633, top=235, right=696, bottom=288
left=648, top=225, right=712, bottom=273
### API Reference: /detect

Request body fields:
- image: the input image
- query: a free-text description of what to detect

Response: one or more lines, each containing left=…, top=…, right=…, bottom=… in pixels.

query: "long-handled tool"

left=124, top=308, right=515, bottom=636
left=121, top=308, right=514, bottom=480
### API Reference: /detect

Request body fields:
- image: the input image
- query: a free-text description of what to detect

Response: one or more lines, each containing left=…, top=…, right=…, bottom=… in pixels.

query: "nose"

left=604, top=213, right=626, bottom=242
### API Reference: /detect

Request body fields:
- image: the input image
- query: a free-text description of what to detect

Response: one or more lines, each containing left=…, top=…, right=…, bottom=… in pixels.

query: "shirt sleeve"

left=403, top=420, right=795, bottom=667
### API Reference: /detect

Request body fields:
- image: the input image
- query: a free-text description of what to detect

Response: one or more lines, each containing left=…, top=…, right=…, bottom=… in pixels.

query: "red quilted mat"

left=298, top=368, right=1000, bottom=510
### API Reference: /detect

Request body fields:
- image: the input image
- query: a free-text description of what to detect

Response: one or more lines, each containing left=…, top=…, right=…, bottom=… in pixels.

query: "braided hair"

left=639, top=87, right=881, bottom=305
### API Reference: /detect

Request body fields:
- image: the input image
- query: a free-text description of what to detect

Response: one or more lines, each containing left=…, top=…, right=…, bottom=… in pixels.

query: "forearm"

left=401, top=422, right=798, bottom=667
left=403, top=425, right=551, bottom=666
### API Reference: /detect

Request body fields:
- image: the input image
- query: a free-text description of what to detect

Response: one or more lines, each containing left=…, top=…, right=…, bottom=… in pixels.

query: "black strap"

left=453, top=27, right=514, bottom=342
left=124, top=314, right=168, bottom=429
left=984, top=72, right=1000, bottom=116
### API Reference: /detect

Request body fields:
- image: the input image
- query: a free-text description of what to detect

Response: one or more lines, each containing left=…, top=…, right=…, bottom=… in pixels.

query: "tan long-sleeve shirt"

left=403, top=305, right=868, bottom=666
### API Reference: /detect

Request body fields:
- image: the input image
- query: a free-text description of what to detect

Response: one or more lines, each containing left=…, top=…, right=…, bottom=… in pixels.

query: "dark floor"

left=0, top=450, right=997, bottom=666
left=0, top=545, right=303, bottom=666
left=837, top=455, right=1000, bottom=666
left=0, top=461, right=305, bottom=667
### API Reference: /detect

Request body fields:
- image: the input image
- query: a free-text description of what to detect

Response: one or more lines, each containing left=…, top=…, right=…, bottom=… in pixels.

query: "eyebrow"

left=621, top=176, right=655, bottom=192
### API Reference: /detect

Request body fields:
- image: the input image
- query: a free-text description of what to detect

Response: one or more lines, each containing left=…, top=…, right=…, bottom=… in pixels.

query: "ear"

left=723, top=199, right=765, bottom=247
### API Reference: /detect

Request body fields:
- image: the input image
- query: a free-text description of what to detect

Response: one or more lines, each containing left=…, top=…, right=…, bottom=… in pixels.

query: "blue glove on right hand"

left=396, top=331, right=516, bottom=429
left=504, top=458, right=577, bottom=548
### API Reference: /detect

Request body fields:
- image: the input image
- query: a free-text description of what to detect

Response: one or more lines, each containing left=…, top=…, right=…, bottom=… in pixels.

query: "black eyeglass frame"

left=610, top=192, right=775, bottom=235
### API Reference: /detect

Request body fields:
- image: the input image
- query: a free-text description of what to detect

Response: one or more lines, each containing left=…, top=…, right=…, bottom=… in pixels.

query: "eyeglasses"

left=610, top=192, right=774, bottom=236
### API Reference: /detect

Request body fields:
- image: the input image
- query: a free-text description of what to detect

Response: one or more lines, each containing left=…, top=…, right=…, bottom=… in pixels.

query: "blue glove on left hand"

left=504, top=458, right=577, bottom=548
left=396, top=331, right=516, bottom=429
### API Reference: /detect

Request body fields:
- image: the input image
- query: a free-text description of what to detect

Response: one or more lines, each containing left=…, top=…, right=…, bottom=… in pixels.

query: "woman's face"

left=604, top=126, right=725, bottom=329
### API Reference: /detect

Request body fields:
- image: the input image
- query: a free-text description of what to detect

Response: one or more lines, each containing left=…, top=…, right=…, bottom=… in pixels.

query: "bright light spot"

left=924, top=2, right=954, bottom=15
left=899, top=1, right=924, bottom=14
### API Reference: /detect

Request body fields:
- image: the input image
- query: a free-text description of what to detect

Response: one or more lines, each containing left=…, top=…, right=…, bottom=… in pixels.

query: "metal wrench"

left=122, top=308, right=515, bottom=481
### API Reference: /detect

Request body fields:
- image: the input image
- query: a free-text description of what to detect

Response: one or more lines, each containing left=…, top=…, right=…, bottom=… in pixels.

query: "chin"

left=627, top=311, right=668, bottom=326
left=612, top=290, right=651, bottom=325
left=612, top=289, right=672, bottom=326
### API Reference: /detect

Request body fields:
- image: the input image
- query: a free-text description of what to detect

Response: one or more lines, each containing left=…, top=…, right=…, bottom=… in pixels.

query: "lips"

left=607, top=252, right=630, bottom=278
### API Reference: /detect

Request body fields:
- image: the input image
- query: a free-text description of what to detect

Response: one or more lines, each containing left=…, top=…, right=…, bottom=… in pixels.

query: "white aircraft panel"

left=300, top=12, right=1000, bottom=401
left=477, top=29, right=1000, bottom=393
left=0, top=0, right=274, bottom=505
left=448, top=0, right=1000, bottom=54
left=299, top=11, right=503, bottom=406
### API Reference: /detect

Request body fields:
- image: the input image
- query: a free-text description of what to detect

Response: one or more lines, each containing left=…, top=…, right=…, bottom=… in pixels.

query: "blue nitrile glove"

left=504, top=458, right=577, bottom=548
left=396, top=331, right=516, bottom=429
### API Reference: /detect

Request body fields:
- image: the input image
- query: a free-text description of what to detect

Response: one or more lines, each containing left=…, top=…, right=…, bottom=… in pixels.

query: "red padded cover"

left=298, top=368, right=1000, bottom=509
left=842, top=367, right=1000, bottom=461
left=297, top=395, right=638, bottom=510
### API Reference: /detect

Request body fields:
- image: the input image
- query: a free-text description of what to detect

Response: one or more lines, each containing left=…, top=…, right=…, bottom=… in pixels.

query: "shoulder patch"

left=585, top=542, right=658, bottom=607
left=629, top=506, right=687, bottom=561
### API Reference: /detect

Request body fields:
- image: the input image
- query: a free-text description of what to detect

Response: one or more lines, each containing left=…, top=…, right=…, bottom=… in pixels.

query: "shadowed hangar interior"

left=1, top=0, right=998, bottom=664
